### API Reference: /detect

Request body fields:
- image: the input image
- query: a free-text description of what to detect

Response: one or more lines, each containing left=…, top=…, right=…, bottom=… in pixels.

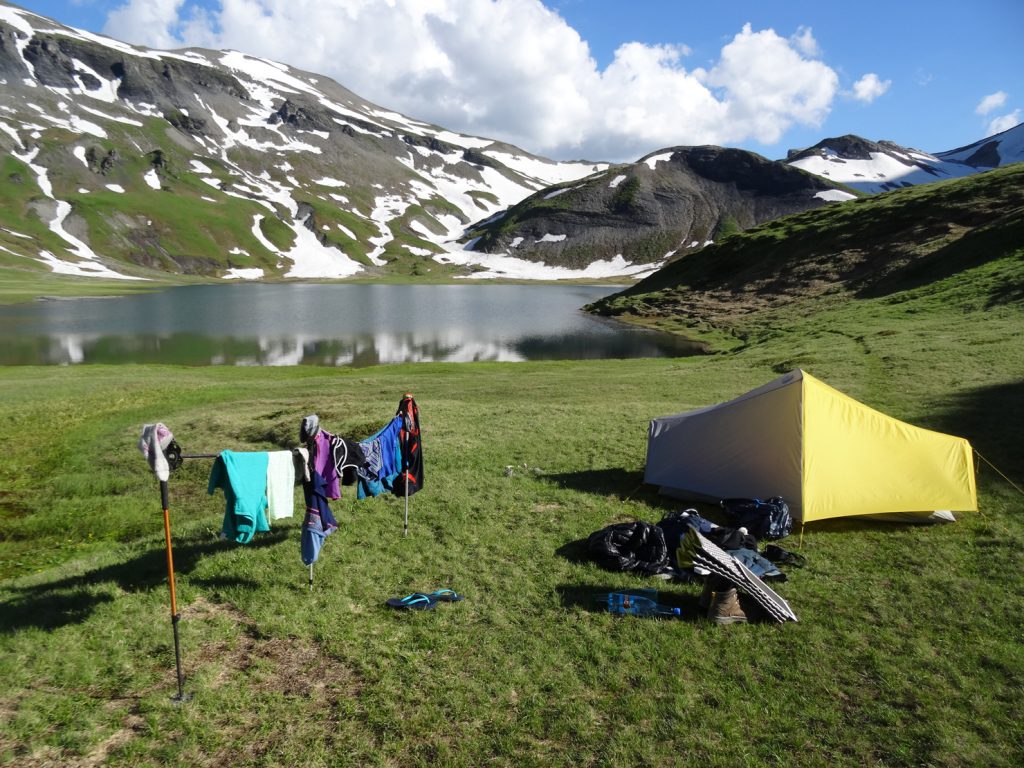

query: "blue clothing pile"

left=356, top=416, right=402, bottom=498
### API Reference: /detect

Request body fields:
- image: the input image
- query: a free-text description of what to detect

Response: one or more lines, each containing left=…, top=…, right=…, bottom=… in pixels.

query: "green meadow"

left=1, top=168, right=1023, bottom=766
left=1, top=304, right=1022, bottom=767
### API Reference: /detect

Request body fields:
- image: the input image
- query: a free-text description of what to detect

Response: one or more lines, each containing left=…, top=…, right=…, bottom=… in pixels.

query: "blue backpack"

left=720, top=497, right=793, bottom=541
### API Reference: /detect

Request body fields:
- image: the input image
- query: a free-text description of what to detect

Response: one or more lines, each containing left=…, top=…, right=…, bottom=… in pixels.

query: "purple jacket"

left=312, top=431, right=340, bottom=500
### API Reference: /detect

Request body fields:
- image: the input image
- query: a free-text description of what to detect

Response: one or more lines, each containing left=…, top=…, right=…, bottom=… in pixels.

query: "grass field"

left=1, top=293, right=1022, bottom=767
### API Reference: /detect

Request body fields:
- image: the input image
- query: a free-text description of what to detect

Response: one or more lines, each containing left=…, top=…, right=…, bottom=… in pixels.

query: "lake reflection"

left=0, top=284, right=705, bottom=366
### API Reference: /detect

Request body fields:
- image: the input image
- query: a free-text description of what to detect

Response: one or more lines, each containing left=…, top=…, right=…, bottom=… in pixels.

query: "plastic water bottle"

left=605, top=592, right=682, bottom=618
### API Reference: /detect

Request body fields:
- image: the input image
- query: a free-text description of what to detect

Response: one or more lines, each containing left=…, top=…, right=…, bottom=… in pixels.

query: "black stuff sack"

left=720, top=497, right=793, bottom=541
left=586, top=521, right=672, bottom=576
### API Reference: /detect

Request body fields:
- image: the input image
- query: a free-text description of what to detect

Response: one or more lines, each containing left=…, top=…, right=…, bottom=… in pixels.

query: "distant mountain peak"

left=786, top=124, right=1024, bottom=193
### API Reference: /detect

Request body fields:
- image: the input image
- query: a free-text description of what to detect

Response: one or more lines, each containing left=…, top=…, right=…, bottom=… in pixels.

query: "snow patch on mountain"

left=814, top=189, right=856, bottom=202
left=282, top=215, right=363, bottom=278
left=483, top=150, right=605, bottom=186
left=789, top=148, right=975, bottom=193
left=12, top=147, right=142, bottom=279
left=223, top=268, right=265, bottom=279
left=435, top=240, right=660, bottom=281
left=250, top=215, right=279, bottom=254
left=421, top=129, right=492, bottom=150
left=68, top=59, right=120, bottom=103
left=77, top=103, right=143, bottom=127
left=643, top=152, right=674, bottom=170
left=936, top=122, right=1024, bottom=167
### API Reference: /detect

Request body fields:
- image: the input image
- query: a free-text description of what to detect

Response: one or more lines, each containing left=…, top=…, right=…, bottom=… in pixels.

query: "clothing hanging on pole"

left=266, top=450, right=296, bottom=521
left=395, top=394, right=423, bottom=498
left=356, top=416, right=402, bottom=499
left=301, top=468, right=337, bottom=566
left=208, top=450, right=272, bottom=544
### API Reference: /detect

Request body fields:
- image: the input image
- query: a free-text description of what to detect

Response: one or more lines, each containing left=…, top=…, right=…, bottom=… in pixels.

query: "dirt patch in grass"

left=177, top=597, right=367, bottom=767
left=179, top=597, right=363, bottom=699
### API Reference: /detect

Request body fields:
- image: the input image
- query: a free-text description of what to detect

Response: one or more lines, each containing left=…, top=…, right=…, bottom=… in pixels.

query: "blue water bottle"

left=605, top=592, right=681, bottom=618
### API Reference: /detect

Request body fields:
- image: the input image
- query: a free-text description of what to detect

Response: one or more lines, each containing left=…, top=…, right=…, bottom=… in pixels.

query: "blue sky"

left=11, top=0, right=1024, bottom=161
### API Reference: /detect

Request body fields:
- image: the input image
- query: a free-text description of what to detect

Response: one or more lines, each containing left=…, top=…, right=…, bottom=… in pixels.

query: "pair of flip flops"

left=386, top=589, right=464, bottom=611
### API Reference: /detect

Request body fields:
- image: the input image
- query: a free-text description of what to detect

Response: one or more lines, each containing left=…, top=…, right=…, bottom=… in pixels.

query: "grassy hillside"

left=589, top=163, right=1024, bottom=345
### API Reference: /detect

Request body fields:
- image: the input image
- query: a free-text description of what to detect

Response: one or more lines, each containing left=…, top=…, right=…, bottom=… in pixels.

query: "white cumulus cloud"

left=987, top=110, right=1021, bottom=136
left=105, top=0, right=187, bottom=51
left=976, top=91, right=1008, bottom=115
left=851, top=73, right=890, bottom=103
left=103, top=0, right=843, bottom=161
left=789, top=26, right=820, bottom=58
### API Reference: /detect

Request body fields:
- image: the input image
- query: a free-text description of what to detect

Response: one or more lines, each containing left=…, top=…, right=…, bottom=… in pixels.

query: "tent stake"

left=799, top=522, right=805, bottom=549
left=160, top=480, right=189, bottom=702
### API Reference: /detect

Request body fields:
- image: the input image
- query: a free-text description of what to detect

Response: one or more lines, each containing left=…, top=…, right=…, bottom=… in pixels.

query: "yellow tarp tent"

left=645, top=369, right=977, bottom=523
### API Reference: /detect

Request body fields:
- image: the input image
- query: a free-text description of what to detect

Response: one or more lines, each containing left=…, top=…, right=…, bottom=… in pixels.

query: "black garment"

left=394, top=395, right=423, bottom=497
left=704, top=526, right=759, bottom=552
left=586, top=521, right=672, bottom=576
left=656, top=511, right=693, bottom=565
left=329, top=435, right=368, bottom=486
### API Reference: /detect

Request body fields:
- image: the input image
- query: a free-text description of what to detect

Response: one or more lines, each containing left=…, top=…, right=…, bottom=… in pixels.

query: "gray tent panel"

left=645, top=372, right=804, bottom=515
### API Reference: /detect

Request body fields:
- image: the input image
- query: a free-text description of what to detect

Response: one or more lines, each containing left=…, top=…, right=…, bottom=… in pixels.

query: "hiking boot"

left=708, top=588, right=747, bottom=625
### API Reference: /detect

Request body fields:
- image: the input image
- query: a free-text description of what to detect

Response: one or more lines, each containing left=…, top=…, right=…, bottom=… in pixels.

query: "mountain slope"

left=0, top=3, right=607, bottom=282
left=588, top=164, right=1024, bottom=334
left=461, top=146, right=856, bottom=277
left=936, top=122, right=1024, bottom=168
left=786, top=124, right=1024, bottom=194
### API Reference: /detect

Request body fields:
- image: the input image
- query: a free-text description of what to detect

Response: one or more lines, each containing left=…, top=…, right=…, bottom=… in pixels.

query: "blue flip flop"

left=386, top=592, right=437, bottom=610
left=428, top=589, right=464, bottom=603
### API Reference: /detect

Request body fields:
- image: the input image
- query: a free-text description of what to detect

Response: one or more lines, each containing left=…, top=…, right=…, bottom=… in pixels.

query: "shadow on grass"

left=541, top=467, right=648, bottom=497
left=553, top=537, right=590, bottom=565
left=926, top=379, right=1024, bottom=490
left=0, top=529, right=289, bottom=633
left=542, top=467, right=692, bottom=510
left=542, top=469, right=729, bottom=520
left=556, top=583, right=706, bottom=623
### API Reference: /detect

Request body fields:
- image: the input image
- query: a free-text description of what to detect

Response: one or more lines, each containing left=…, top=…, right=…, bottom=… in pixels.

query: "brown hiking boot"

left=708, top=587, right=748, bottom=625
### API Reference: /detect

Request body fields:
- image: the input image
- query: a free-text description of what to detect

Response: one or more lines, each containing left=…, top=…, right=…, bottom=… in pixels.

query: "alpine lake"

left=0, top=283, right=704, bottom=366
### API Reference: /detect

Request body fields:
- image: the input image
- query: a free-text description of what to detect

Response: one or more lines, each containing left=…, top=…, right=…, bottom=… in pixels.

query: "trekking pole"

left=159, top=480, right=188, bottom=702
left=309, top=563, right=314, bottom=591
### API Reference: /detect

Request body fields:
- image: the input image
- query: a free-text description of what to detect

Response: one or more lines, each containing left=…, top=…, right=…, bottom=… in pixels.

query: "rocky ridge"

left=463, top=146, right=855, bottom=274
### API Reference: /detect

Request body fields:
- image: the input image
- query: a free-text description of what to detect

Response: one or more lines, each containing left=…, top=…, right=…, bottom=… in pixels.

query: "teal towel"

left=208, top=450, right=270, bottom=544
